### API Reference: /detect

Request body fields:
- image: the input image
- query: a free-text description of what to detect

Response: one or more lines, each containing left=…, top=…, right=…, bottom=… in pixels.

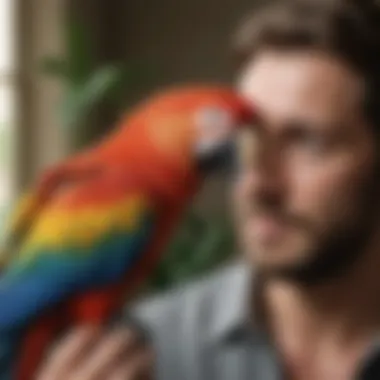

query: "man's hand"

left=37, top=326, right=154, bottom=380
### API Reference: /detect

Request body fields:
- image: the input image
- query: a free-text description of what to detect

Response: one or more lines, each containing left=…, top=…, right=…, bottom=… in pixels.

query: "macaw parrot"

left=0, top=84, right=255, bottom=380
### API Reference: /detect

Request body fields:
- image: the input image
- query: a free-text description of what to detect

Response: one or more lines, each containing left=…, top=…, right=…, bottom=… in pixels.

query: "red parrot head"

left=114, top=84, right=256, bottom=176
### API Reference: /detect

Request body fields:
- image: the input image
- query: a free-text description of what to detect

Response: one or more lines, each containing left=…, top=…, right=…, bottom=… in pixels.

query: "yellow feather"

left=19, top=194, right=150, bottom=262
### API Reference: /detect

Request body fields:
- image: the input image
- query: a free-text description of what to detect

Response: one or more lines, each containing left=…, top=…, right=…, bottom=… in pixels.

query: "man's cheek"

left=293, top=178, right=359, bottom=233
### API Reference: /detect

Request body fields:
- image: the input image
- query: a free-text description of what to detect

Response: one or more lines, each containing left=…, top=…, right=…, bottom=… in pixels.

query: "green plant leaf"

left=39, top=16, right=157, bottom=133
left=78, top=66, right=125, bottom=111
left=58, top=66, right=124, bottom=131
left=59, top=89, right=86, bottom=130
left=146, top=212, right=236, bottom=293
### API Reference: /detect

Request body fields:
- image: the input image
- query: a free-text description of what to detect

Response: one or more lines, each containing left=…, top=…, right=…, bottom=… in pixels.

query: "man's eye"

left=298, top=134, right=325, bottom=149
left=286, top=128, right=328, bottom=153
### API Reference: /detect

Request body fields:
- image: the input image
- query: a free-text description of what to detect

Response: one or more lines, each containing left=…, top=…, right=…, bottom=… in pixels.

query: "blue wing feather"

left=0, top=208, right=156, bottom=330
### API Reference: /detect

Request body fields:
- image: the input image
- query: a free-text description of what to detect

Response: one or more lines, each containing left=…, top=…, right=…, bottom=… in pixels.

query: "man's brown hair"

left=232, top=0, right=380, bottom=129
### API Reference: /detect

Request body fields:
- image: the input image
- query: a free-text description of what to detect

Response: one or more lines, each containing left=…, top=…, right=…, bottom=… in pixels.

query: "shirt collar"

left=207, top=259, right=257, bottom=343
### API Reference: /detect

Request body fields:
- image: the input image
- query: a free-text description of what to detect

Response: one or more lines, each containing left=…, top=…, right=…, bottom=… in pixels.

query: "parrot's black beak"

left=196, top=139, right=237, bottom=177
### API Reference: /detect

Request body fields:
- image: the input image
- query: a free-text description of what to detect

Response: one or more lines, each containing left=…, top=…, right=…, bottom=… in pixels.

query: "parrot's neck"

left=100, top=128, right=201, bottom=205
left=132, top=156, right=200, bottom=205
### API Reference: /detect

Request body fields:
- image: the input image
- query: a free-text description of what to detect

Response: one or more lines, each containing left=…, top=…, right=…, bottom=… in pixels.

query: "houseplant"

left=41, top=18, right=142, bottom=151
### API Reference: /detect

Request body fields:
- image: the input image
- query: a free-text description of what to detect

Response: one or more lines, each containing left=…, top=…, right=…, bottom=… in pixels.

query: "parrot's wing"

left=0, top=175, right=157, bottom=330
left=0, top=164, right=79, bottom=270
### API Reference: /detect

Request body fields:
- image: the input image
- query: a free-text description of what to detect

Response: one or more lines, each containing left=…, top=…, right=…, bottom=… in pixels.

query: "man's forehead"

left=236, top=50, right=365, bottom=126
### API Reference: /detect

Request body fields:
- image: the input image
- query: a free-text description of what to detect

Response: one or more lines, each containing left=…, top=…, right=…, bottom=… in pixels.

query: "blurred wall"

left=66, top=0, right=255, bottom=217
left=69, top=1, right=254, bottom=82
left=15, top=0, right=66, bottom=191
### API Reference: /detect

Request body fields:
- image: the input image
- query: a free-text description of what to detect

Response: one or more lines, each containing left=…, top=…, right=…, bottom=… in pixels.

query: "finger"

left=109, top=349, right=154, bottom=380
left=70, top=328, right=141, bottom=380
left=37, top=326, right=100, bottom=380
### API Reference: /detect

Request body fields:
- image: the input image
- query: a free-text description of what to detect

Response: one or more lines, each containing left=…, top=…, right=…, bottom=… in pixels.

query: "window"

left=0, top=0, right=15, bottom=238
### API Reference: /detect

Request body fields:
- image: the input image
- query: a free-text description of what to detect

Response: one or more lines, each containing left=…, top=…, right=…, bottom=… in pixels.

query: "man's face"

left=233, top=50, right=379, bottom=283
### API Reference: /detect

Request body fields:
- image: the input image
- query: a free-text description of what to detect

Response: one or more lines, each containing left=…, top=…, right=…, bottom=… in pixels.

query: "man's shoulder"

left=125, top=260, right=249, bottom=337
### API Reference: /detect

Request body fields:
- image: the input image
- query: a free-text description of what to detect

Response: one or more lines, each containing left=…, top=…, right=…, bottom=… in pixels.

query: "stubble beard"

left=244, top=175, right=380, bottom=287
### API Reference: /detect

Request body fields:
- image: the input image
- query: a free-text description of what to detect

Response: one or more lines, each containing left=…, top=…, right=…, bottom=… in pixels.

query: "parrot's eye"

left=193, top=106, right=237, bottom=173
